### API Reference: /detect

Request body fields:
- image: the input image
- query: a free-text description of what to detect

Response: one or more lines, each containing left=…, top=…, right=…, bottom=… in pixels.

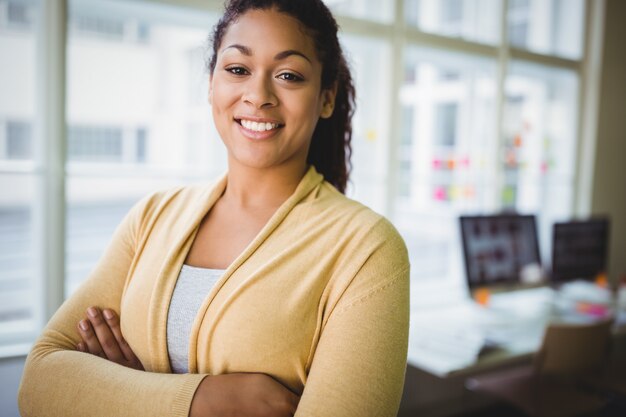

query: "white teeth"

left=241, top=119, right=279, bottom=132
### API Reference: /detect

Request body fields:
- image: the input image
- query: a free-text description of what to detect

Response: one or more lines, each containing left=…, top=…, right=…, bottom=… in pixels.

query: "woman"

left=18, top=1, right=410, bottom=416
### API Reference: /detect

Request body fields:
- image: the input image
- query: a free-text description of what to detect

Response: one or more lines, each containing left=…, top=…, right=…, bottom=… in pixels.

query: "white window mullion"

left=35, top=0, right=67, bottom=326
left=574, top=0, right=606, bottom=217
left=384, top=0, right=405, bottom=219
left=492, top=0, right=511, bottom=212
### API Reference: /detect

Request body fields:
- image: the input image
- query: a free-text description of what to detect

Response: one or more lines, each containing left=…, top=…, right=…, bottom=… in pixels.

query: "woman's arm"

left=18, top=197, right=207, bottom=417
left=294, top=220, right=411, bottom=417
left=74, top=308, right=300, bottom=417
left=19, top=194, right=299, bottom=417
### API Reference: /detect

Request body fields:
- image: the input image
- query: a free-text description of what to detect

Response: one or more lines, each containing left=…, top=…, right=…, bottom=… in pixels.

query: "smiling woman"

left=18, top=1, right=410, bottom=417
left=208, top=9, right=336, bottom=182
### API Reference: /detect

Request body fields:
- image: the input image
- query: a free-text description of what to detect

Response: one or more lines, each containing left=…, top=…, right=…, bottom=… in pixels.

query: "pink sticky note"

left=434, top=187, right=446, bottom=201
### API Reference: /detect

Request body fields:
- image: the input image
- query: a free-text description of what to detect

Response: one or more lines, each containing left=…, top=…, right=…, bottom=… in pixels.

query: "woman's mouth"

left=236, top=118, right=283, bottom=132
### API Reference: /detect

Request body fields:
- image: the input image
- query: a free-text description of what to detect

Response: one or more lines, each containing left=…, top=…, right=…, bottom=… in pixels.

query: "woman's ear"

left=320, top=82, right=338, bottom=119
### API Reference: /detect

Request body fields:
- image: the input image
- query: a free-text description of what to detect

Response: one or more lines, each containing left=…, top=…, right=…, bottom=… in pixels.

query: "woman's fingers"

left=101, top=309, right=130, bottom=358
left=102, top=308, right=144, bottom=370
left=77, top=318, right=105, bottom=358
left=84, top=307, right=126, bottom=364
left=76, top=307, right=144, bottom=371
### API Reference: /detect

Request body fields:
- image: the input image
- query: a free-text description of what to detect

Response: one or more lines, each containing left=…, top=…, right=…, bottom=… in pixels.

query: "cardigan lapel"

left=147, top=175, right=228, bottom=372
left=187, top=166, right=325, bottom=373
left=148, top=167, right=325, bottom=373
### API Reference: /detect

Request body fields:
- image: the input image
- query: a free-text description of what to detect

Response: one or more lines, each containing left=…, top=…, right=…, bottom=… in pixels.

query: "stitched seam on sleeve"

left=335, top=265, right=409, bottom=314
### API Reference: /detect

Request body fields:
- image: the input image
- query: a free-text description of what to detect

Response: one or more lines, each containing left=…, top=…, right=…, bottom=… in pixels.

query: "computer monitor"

left=551, top=218, right=610, bottom=282
left=460, top=214, right=542, bottom=290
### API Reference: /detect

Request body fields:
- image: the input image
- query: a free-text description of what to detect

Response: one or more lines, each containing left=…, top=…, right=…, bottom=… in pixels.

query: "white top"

left=166, top=264, right=224, bottom=374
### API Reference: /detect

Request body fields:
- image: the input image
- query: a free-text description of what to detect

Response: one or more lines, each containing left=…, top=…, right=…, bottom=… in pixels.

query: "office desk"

left=407, top=283, right=626, bottom=378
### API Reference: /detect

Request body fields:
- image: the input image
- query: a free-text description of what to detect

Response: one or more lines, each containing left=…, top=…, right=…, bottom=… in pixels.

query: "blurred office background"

left=1, top=0, right=625, bottom=416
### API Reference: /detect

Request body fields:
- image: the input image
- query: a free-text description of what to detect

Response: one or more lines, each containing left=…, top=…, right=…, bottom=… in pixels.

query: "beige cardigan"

left=19, top=166, right=410, bottom=417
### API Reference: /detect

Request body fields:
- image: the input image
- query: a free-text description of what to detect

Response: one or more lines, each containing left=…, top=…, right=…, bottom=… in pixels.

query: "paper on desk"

left=407, top=320, right=486, bottom=376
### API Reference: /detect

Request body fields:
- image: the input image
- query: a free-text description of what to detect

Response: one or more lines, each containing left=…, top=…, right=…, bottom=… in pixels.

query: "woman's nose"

left=242, top=74, right=277, bottom=108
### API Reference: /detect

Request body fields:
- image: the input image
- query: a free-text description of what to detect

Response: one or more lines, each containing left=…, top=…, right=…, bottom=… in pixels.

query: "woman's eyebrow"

left=222, top=44, right=251, bottom=55
left=274, top=50, right=312, bottom=63
left=222, top=44, right=312, bottom=63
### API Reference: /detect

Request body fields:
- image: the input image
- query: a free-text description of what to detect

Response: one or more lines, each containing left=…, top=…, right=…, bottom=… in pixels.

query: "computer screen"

left=460, top=214, right=542, bottom=290
left=551, top=218, right=610, bottom=282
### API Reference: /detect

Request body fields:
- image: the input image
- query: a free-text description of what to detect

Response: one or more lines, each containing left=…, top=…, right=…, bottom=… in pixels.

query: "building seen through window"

left=405, top=0, right=502, bottom=45
left=506, top=0, right=584, bottom=59
left=2, top=120, right=33, bottom=160
left=0, top=0, right=36, bottom=29
left=67, top=125, right=148, bottom=163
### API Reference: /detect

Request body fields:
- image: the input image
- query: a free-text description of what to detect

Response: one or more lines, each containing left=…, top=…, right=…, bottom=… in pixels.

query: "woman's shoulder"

left=314, top=181, right=396, bottom=224
left=305, top=183, right=409, bottom=309
left=302, top=180, right=407, bottom=253
left=126, top=177, right=225, bottom=223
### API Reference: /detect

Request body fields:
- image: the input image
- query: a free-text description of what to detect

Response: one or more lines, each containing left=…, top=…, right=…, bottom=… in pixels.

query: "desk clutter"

left=408, top=283, right=626, bottom=378
left=407, top=214, right=626, bottom=416
left=407, top=214, right=625, bottom=379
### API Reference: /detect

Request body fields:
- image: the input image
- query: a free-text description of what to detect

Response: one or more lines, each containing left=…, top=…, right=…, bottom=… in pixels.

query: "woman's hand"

left=77, top=308, right=298, bottom=416
left=76, top=307, right=144, bottom=371
left=190, top=373, right=300, bottom=417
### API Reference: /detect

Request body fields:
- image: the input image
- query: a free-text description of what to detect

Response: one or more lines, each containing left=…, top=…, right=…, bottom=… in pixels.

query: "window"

left=71, top=15, right=125, bottom=40
left=507, top=0, right=585, bottom=59
left=5, top=120, right=33, bottom=159
left=324, top=0, right=395, bottom=23
left=0, top=176, right=36, bottom=327
left=398, top=106, right=414, bottom=198
left=136, top=128, right=147, bottom=163
left=0, top=0, right=38, bottom=352
left=65, top=1, right=220, bottom=297
left=435, top=103, right=458, bottom=147
left=391, top=3, right=585, bottom=302
left=341, top=34, right=392, bottom=214
left=405, top=0, right=502, bottom=45
left=7, top=1, right=30, bottom=25
left=503, top=63, right=579, bottom=258
left=0, top=0, right=35, bottom=29
left=66, top=125, right=148, bottom=164
left=397, top=47, right=498, bottom=288
left=0, top=0, right=598, bottom=352
left=441, top=0, right=463, bottom=26
left=68, top=126, right=123, bottom=162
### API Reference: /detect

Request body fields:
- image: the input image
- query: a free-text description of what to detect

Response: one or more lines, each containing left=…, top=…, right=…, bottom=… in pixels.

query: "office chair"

left=465, top=319, right=613, bottom=417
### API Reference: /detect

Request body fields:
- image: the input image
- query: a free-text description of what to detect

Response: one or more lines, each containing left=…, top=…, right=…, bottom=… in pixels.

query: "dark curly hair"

left=207, top=0, right=355, bottom=193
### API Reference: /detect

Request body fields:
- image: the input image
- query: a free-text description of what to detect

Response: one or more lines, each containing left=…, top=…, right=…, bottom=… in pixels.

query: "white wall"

left=591, top=0, right=626, bottom=285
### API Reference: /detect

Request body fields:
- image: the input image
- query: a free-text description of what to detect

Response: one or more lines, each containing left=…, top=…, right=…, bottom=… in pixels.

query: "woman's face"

left=209, top=8, right=336, bottom=173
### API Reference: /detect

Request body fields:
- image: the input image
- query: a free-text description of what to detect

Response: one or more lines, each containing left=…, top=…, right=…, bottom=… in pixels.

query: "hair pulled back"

left=208, top=0, right=355, bottom=193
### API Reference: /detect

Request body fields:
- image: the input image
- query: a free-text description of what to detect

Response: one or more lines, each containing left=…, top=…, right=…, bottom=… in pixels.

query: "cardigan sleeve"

left=18, top=195, right=206, bottom=417
left=294, top=219, right=411, bottom=417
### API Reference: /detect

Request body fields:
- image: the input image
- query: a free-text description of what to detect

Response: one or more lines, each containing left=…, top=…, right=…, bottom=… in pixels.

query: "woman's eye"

left=226, top=67, right=249, bottom=76
left=277, top=72, right=303, bottom=82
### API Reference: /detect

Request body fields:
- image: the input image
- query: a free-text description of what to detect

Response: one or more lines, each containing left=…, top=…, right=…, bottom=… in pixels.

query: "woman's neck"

left=222, top=161, right=308, bottom=210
